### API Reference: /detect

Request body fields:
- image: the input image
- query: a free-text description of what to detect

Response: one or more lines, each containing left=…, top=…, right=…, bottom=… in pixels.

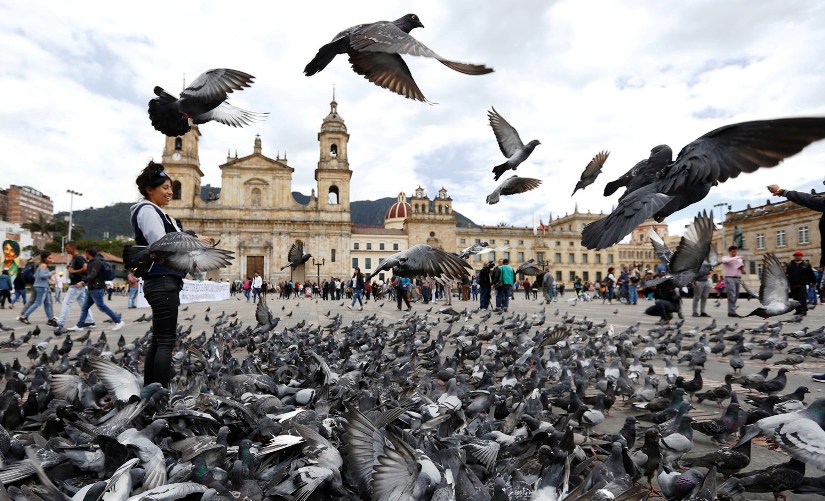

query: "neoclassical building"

left=160, top=97, right=668, bottom=285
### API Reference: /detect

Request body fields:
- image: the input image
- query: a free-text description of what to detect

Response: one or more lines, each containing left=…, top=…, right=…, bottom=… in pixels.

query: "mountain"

left=55, top=192, right=477, bottom=239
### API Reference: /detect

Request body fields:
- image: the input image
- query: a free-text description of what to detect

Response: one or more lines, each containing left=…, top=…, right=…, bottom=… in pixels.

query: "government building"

left=161, top=97, right=668, bottom=286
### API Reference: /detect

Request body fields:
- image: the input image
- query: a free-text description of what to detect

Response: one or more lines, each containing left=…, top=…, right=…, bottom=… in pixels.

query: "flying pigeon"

left=123, top=231, right=234, bottom=276
left=582, top=117, right=825, bottom=249
left=488, top=107, right=541, bottom=181
left=281, top=240, right=312, bottom=270
left=515, top=259, right=542, bottom=276
left=486, top=175, right=542, bottom=204
left=148, top=69, right=267, bottom=137
left=371, top=244, right=472, bottom=281
left=744, top=253, right=801, bottom=318
left=572, top=150, right=610, bottom=195
left=646, top=211, right=716, bottom=287
left=304, top=13, right=493, bottom=102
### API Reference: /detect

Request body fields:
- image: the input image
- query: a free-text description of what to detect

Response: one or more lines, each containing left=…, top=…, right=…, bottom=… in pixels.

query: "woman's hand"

left=767, top=184, right=783, bottom=196
left=197, top=235, right=215, bottom=245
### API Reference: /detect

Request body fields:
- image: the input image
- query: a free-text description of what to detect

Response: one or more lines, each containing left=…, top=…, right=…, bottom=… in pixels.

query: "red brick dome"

left=385, top=200, right=411, bottom=220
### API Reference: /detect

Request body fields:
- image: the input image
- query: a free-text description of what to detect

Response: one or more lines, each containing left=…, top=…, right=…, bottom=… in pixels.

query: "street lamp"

left=713, top=203, right=732, bottom=248
left=66, top=189, right=83, bottom=242
left=312, top=257, right=325, bottom=285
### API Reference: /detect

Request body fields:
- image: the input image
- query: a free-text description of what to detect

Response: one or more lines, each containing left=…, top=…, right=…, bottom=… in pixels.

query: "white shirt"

left=56, top=275, right=66, bottom=288
left=252, top=276, right=262, bottom=288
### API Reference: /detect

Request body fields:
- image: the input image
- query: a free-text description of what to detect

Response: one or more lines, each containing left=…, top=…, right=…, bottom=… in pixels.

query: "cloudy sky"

left=2, top=1, right=824, bottom=238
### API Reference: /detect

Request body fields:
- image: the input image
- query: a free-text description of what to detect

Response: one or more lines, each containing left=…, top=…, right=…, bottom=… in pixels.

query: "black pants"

left=396, top=287, right=410, bottom=309
left=791, top=284, right=809, bottom=314
left=646, top=299, right=675, bottom=319
left=143, top=275, right=182, bottom=387
left=0, top=289, right=10, bottom=307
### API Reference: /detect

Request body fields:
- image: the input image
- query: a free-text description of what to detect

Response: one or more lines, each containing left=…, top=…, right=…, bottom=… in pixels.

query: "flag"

left=533, top=213, right=537, bottom=236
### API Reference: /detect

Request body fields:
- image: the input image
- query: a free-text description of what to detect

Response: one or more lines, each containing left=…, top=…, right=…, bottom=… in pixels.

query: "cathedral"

left=161, top=98, right=665, bottom=285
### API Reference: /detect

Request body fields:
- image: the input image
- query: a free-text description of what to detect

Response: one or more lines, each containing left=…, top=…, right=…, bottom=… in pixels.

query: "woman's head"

left=3, top=240, right=20, bottom=261
left=40, top=251, right=51, bottom=263
left=136, top=161, right=174, bottom=206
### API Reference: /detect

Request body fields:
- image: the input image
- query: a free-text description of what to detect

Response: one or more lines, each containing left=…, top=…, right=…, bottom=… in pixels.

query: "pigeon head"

left=802, top=398, right=825, bottom=423
left=395, top=13, right=424, bottom=32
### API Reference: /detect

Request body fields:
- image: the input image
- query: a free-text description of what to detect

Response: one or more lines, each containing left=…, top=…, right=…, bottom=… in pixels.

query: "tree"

left=22, top=213, right=55, bottom=240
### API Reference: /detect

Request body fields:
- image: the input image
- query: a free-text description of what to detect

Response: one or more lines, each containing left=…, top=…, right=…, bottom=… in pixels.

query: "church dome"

left=385, top=200, right=411, bottom=220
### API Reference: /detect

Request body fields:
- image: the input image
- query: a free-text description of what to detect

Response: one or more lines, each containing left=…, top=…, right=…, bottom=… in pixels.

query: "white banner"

left=135, top=279, right=230, bottom=308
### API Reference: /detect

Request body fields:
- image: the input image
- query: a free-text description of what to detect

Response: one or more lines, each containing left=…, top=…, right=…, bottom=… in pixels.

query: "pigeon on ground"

left=744, top=253, right=801, bottom=318
left=572, top=150, right=610, bottom=195
left=683, top=438, right=751, bottom=475
left=733, top=457, right=805, bottom=501
left=486, top=175, right=542, bottom=204
left=488, top=107, right=541, bottom=181
left=148, top=69, right=267, bottom=136
left=280, top=240, right=312, bottom=270
left=582, top=117, right=825, bottom=249
left=371, top=244, right=472, bottom=281
left=304, top=13, right=493, bottom=102
left=123, top=231, right=234, bottom=276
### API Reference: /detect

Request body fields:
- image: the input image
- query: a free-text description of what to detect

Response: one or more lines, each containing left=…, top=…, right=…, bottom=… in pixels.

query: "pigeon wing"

left=488, top=107, right=526, bottom=157
left=181, top=69, right=255, bottom=101
left=668, top=211, right=714, bottom=274
left=287, top=241, right=305, bottom=263
left=161, top=247, right=234, bottom=274
left=88, top=356, right=141, bottom=402
left=759, top=253, right=792, bottom=309
left=648, top=228, right=672, bottom=265
left=401, top=244, right=472, bottom=280
left=574, top=150, right=610, bottom=194
left=371, top=433, right=419, bottom=501
left=582, top=185, right=674, bottom=250
left=345, top=403, right=391, bottom=496
left=659, top=117, right=825, bottom=194
left=776, top=418, right=825, bottom=470
left=348, top=51, right=427, bottom=102
left=255, top=299, right=277, bottom=328
left=192, top=101, right=268, bottom=128
left=498, top=176, right=543, bottom=196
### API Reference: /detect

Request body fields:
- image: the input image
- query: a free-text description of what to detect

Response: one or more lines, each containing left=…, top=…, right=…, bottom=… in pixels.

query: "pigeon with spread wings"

left=281, top=240, right=312, bottom=270
left=488, top=107, right=541, bottom=181
left=304, top=13, right=493, bottom=102
left=572, top=150, right=610, bottom=195
left=744, top=253, right=800, bottom=318
left=148, top=68, right=267, bottom=137
left=582, top=117, right=825, bottom=249
left=122, top=231, right=234, bottom=276
left=486, top=175, right=542, bottom=204
left=645, top=211, right=716, bottom=287
left=371, top=244, right=471, bottom=281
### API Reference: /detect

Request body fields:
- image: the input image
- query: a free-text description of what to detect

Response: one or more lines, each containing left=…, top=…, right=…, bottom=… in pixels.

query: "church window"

left=172, top=181, right=182, bottom=200
left=556, top=271, right=562, bottom=281
left=366, top=243, right=372, bottom=250
left=414, top=204, right=419, bottom=213
left=251, top=187, right=262, bottom=207
left=380, top=243, right=385, bottom=250
left=330, top=144, right=338, bottom=157
left=438, top=206, right=442, bottom=214
left=429, top=231, right=435, bottom=237
left=393, top=243, right=399, bottom=251
left=328, top=186, right=339, bottom=205
left=331, top=249, right=336, bottom=262
left=353, top=243, right=359, bottom=250
left=445, top=206, right=450, bottom=214
left=174, top=138, right=182, bottom=150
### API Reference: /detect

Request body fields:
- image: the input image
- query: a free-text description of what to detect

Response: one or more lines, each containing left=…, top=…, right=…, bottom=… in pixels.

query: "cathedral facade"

left=161, top=98, right=667, bottom=286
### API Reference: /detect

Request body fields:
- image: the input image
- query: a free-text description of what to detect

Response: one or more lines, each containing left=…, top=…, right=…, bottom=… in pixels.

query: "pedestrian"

left=495, top=259, right=515, bottom=312
left=126, top=270, right=140, bottom=308
left=261, top=281, right=269, bottom=298
left=787, top=251, right=816, bottom=316
left=242, top=276, right=251, bottom=301
left=721, top=245, right=745, bottom=317
left=627, top=265, right=640, bottom=305
left=523, top=279, right=531, bottom=300
left=691, top=260, right=713, bottom=317
left=574, top=277, right=582, bottom=298
left=55, top=271, right=65, bottom=303
left=541, top=272, right=554, bottom=302
left=443, top=280, right=452, bottom=306
left=106, top=279, right=115, bottom=301
left=618, top=266, right=629, bottom=303
left=0, top=270, right=11, bottom=308
left=70, top=247, right=124, bottom=332
left=645, top=281, right=682, bottom=324
left=394, top=275, right=411, bottom=310
left=348, top=267, right=365, bottom=311
left=478, top=262, right=492, bottom=310
left=768, top=181, right=824, bottom=268
left=603, top=267, right=617, bottom=304
left=48, top=270, right=57, bottom=303
left=18, top=252, right=58, bottom=326
left=252, top=271, right=262, bottom=303
left=56, top=241, right=94, bottom=331
left=10, top=271, right=26, bottom=309
left=131, top=160, right=209, bottom=387
left=471, top=277, right=478, bottom=301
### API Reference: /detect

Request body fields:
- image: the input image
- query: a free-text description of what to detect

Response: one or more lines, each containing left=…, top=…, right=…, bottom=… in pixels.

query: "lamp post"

left=713, top=203, right=731, bottom=249
left=66, top=190, right=83, bottom=242
left=312, top=257, right=325, bottom=285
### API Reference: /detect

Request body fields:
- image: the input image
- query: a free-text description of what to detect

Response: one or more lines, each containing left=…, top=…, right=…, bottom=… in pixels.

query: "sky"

left=2, top=1, right=825, bottom=239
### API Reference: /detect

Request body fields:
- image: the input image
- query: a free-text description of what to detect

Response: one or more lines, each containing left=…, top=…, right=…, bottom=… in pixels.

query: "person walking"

left=541, top=272, right=555, bottom=302
left=602, top=267, right=617, bottom=305
left=252, top=271, right=263, bottom=303
left=0, top=270, right=11, bottom=309
left=10, top=271, right=26, bottom=309
left=495, top=259, right=515, bottom=312
left=55, top=271, right=65, bottom=303
left=71, top=247, right=124, bottom=333
left=523, top=279, right=531, bottom=300
left=56, top=241, right=94, bottom=331
left=471, top=277, right=478, bottom=301
left=721, top=245, right=745, bottom=317
left=18, top=252, right=58, bottom=326
left=769, top=181, right=824, bottom=268
left=787, top=251, right=816, bottom=316
left=348, top=267, right=365, bottom=311
left=478, top=262, right=492, bottom=310
left=126, top=270, right=140, bottom=308
left=242, top=276, right=251, bottom=301
left=627, top=265, right=640, bottom=305
left=691, top=260, right=713, bottom=317
left=394, top=275, right=411, bottom=311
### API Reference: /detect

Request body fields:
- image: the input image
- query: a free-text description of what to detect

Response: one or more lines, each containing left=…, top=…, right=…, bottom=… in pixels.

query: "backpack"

left=101, top=260, right=115, bottom=281
left=20, top=264, right=36, bottom=285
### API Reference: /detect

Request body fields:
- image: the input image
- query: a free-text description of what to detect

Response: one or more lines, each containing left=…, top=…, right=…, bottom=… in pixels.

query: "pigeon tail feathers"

left=148, top=90, right=190, bottom=137
left=492, top=162, right=509, bottom=181
left=304, top=37, right=351, bottom=76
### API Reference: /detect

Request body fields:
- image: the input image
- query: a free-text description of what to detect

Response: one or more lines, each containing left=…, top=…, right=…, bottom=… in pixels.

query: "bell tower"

left=161, top=126, right=204, bottom=208
left=315, top=95, right=351, bottom=212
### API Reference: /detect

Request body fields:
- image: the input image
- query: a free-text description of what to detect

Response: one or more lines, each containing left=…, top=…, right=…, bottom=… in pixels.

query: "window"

left=172, top=181, right=182, bottom=200
left=460, top=239, right=466, bottom=244
left=776, top=229, right=787, bottom=247
left=331, top=249, right=336, bottom=262
left=251, top=187, right=261, bottom=207
left=393, top=243, right=399, bottom=251
left=429, top=231, right=435, bottom=237
left=352, top=257, right=358, bottom=268
left=518, top=240, right=524, bottom=245
left=353, top=243, right=360, bottom=250
left=756, top=233, right=765, bottom=250
left=582, top=271, right=589, bottom=281
left=569, top=242, right=574, bottom=246
left=536, top=252, right=544, bottom=263
left=608, top=254, right=614, bottom=264
left=555, top=253, right=562, bottom=263
left=569, top=271, right=576, bottom=282
left=174, top=137, right=182, bottom=150
left=799, top=226, right=810, bottom=244
left=366, top=243, right=372, bottom=250
left=517, top=252, right=524, bottom=262
left=330, top=144, right=338, bottom=157
left=556, top=271, right=562, bottom=281
left=379, top=243, right=385, bottom=250
left=490, top=239, right=495, bottom=244
left=749, top=260, right=757, bottom=275
left=504, top=240, right=509, bottom=244
left=595, top=254, right=602, bottom=264
left=365, top=258, right=371, bottom=269
left=582, top=254, right=588, bottom=264
left=475, top=254, right=481, bottom=262
left=475, top=239, right=481, bottom=244
left=568, top=253, right=575, bottom=264
left=504, top=252, right=510, bottom=260
left=555, top=241, right=561, bottom=246
left=328, top=185, right=339, bottom=205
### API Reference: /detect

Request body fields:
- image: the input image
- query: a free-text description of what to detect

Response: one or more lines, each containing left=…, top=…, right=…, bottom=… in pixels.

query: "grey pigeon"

left=123, top=231, right=234, bottom=276
left=582, top=117, right=825, bottom=249
left=280, top=240, right=312, bottom=270
left=572, top=150, right=610, bottom=195
left=253, top=299, right=279, bottom=334
left=745, top=253, right=801, bottom=318
left=486, top=175, right=542, bottom=204
left=489, top=107, right=541, bottom=181
left=148, top=68, right=267, bottom=136
left=646, top=211, right=716, bottom=287
left=371, top=244, right=472, bottom=281
left=304, top=13, right=493, bottom=102
left=515, top=259, right=542, bottom=276
left=458, top=242, right=489, bottom=259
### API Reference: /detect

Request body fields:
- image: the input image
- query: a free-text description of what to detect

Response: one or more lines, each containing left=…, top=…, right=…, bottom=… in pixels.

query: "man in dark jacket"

left=478, top=262, right=493, bottom=310
left=769, top=181, right=825, bottom=267
left=70, top=247, right=125, bottom=331
left=787, top=251, right=817, bottom=316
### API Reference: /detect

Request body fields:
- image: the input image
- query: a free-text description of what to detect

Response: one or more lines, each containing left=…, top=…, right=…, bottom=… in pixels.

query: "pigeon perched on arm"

left=486, top=175, right=542, bottom=204
left=488, top=107, right=541, bottom=181
left=304, top=13, right=493, bottom=102
left=148, top=69, right=267, bottom=136
left=280, top=240, right=312, bottom=270
left=123, top=231, right=234, bottom=276
left=572, top=150, right=610, bottom=195
left=371, top=244, right=472, bottom=281
left=582, top=117, right=825, bottom=249
left=745, top=253, right=801, bottom=318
